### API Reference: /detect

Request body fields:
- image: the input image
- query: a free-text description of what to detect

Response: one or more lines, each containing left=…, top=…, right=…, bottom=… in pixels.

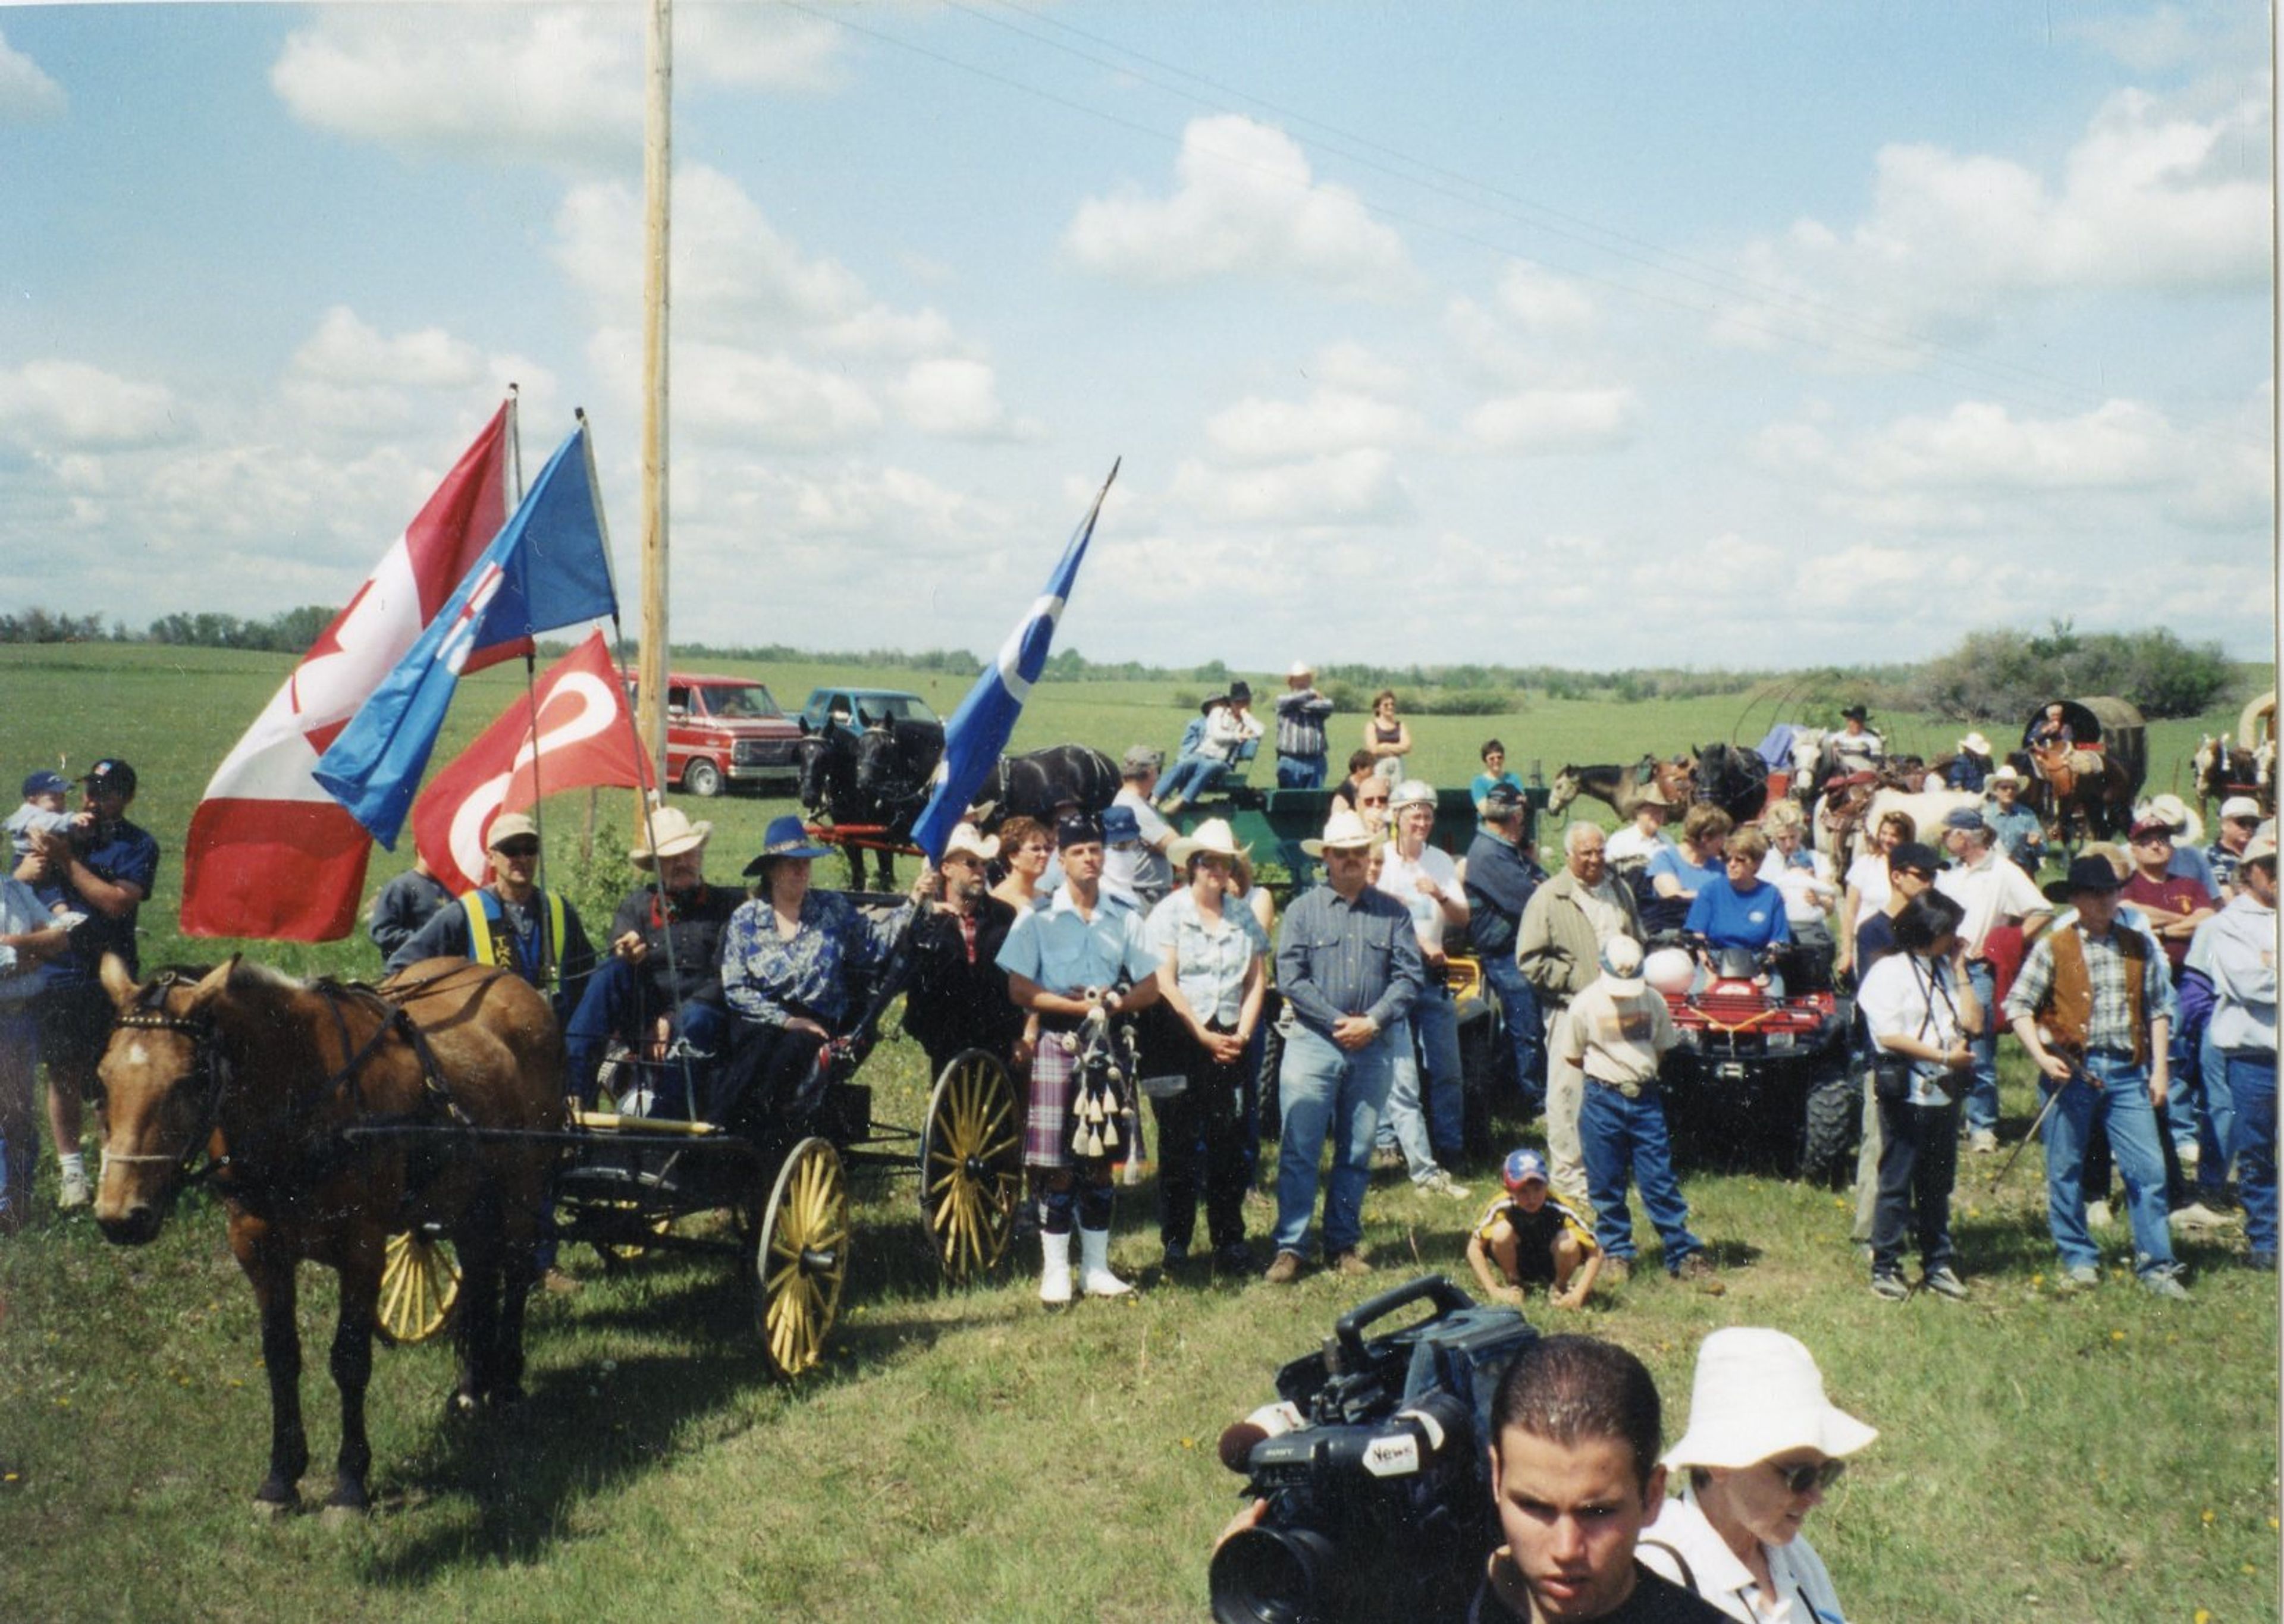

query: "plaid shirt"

left=2004, top=918, right=2176, bottom=1056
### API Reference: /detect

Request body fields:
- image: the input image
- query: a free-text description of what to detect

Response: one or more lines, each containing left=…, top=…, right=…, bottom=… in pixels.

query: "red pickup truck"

left=626, top=670, right=804, bottom=797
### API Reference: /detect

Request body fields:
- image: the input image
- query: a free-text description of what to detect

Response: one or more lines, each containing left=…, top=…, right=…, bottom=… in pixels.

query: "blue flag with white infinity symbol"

left=909, top=461, right=1119, bottom=862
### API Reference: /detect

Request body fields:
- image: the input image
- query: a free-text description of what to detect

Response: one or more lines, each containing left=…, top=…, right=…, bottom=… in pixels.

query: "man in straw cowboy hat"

left=563, top=803, right=739, bottom=1111
left=902, top=822, right=1028, bottom=1082
left=1262, top=806, right=1424, bottom=1283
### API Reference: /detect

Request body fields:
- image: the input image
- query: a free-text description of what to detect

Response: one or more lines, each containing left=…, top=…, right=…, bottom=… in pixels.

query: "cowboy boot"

left=1039, top=1229, right=1073, bottom=1306
left=1078, top=1227, right=1132, bottom=1298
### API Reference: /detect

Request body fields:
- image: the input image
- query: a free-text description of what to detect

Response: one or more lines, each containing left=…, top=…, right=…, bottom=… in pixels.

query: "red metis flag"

left=180, top=404, right=522, bottom=940
left=409, top=630, right=655, bottom=896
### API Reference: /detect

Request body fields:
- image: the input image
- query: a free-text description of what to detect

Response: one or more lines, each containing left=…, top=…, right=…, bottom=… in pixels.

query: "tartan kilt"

left=1024, top=1031, right=1079, bottom=1170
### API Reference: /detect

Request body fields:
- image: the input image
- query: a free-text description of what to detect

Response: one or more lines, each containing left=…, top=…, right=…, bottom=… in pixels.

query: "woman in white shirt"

left=1643, top=1327, right=1877, bottom=1624
left=1834, top=809, right=1916, bottom=978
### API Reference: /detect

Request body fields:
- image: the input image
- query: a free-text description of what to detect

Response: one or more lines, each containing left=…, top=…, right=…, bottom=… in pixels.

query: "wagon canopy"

left=2023, top=696, right=2146, bottom=791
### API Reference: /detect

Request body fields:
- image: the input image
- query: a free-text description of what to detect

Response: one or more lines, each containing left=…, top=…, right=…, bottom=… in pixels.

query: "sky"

left=0, top=1, right=2274, bottom=672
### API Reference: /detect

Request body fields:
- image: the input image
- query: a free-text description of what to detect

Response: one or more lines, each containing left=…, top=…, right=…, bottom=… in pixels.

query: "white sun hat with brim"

left=629, top=805, right=713, bottom=869
left=1301, top=808, right=1377, bottom=856
left=942, top=824, right=1000, bottom=863
left=2142, top=791, right=2204, bottom=846
left=1169, top=817, right=1248, bottom=871
left=1599, top=935, right=1646, bottom=996
left=1662, top=1327, right=1879, bottom=1471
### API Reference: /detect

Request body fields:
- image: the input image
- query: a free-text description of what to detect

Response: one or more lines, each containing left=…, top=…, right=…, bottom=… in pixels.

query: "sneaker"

left=2141, top=1269, right=2191, bottom=1302
left=1968, top=1128, right=1999, bottom=1155
left=56, top=1169, right=92, bottom=1211
left=1922, top=1267, right=1971, bottom=1301
left=2169, top=1202, right=2236, bottom=1233
left=1330, top=1249, right=1372, bottom=1277
left=1263, top=1250, right=1304, bottom=1285
left=2084, top=1199, right=2113, bottom=1230
left=2054, top=1264, right=2101, bottom=1293
left=1415, top=1168, right=1472, bottom=1201
left=1674, top=1253, right=1724, bottom=1294
left=1869, top=1271, right=1910, bottom=1302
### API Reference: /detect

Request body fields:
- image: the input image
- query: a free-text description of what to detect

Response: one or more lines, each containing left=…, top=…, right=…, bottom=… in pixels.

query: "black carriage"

left=2019, top=696, right=2147, bottom=790
left=374, top=893, right=1022, bottom=1380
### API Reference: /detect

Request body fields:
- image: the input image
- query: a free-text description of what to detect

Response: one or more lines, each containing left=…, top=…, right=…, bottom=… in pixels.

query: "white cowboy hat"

left=1989, top=764, right=2022, bottom=785
left=629, top=805, right=713, bottom=869
left=1169, top=816, right=1248, bottom=871
left=942, top=823, right=1000, bottom=863
left=1662, top=1327, right=1878, bottom=1471
left=2141, top=792, right=2205, bottom=846
left=1301, top=808, right=1377, bottom=856
left=1287, top=659, right=1314, bottom=679
left=1960, top=731, right=1993, bottom=757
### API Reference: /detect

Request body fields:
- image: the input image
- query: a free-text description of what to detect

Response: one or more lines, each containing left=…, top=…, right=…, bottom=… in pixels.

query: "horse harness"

left=102, top=968, right=479, bottom=1207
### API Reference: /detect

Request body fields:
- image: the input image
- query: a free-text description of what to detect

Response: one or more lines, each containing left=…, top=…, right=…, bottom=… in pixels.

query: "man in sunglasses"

left=387, top=812, right=597, bottom=1028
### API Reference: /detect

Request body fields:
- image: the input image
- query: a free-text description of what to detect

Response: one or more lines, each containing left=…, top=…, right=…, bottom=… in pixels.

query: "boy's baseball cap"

left=1502, top=1148, right=1549, bottom=1192
left=21, top=770, right=69, bottom=797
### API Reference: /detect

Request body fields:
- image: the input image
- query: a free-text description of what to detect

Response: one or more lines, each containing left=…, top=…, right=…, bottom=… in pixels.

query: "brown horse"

left=2031, top=741, right=2136, bottom=841
left=92, top=954, right=561, bottom=1516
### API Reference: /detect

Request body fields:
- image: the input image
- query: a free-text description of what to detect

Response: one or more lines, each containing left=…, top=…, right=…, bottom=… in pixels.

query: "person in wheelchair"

left=563, top=805, right=741, bottom=1116
left=716, top=816, right=915, bottom=1133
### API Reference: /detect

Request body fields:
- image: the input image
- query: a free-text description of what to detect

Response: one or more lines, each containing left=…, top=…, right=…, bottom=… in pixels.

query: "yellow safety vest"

left=461, top=888, right=567, bottom=990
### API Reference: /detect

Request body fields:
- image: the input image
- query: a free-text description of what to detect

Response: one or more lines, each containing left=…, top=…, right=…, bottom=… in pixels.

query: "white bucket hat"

left=1302, top=808, right=1377, bottom=856
left=1169, top=816, right=1247, bottom=870
left=629, top=805, right=713, bottom=869
left=1599, top=935, right=1645, bottom=996
left=1662, top=1328, right=1878, bottom=1471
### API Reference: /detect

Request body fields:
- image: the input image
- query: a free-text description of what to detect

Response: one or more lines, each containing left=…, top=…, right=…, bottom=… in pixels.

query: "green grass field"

left=0, top=643, right=2275, bottom=1622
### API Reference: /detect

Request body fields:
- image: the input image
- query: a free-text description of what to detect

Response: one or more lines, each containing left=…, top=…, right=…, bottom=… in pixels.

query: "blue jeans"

left=2226, top=1053, right=2276, bottom=1259
left=1962, top=960, right=2000, bottom=1135
left=1157, top=752, right=1227, bottom=803
left=563, top=956, right=729, bottom=1111
left=1272, top=1024, right=1397, bottom=1258
left=1382, top=984, right=1464, bottom=1179
left=1276, top=753, right=1327, bottom=790
left=2196, top=1028, right=2235, bottom=1198
left=1577, top=1081, right=1701, bottom=1268
left=1479, top=953, right=1545, bottom=1115
left=2041, top=1052, right=2176, bottom=1277
left=2160, top=1023, right=2200, bottom=1154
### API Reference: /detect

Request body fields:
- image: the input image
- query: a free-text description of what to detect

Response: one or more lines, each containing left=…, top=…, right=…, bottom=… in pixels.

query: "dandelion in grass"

left=2111, top=1330, right=2126, bottom=1342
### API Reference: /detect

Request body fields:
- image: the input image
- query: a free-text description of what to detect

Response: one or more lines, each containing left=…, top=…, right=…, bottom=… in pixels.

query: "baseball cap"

left=2128, top=815, right=2176, bottom=843
left=1100, top=805, right=1141, bottom=844
left=487, top=812, right=540, bottom=849
left=82, top=759, right=137, bottom=797
left=1055, top=811, right=1105, bottom=849
left=2221, top=795, right=2262, bottom=822
left=1502, top=1148, right=1549, bottom=1193
left=1121, top=745, right=1163, bottom=775
left=1942, top=806, right=1985, bottom=832
left=21, top=770, right=68, bottom=798
left=1482, top=783, right=1526, bottom=817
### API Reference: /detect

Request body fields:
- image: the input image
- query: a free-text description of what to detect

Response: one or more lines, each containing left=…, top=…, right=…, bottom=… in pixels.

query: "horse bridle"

left=100, top=973, right=230, bottom=1183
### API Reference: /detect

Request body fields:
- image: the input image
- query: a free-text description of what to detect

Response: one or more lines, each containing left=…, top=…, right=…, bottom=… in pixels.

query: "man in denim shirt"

left=1264, top=808, right=1423, bottom=1283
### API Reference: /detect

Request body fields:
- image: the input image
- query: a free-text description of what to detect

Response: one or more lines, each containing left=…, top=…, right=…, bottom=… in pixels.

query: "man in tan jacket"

left=1519, top=821, right=1643, bottom=1207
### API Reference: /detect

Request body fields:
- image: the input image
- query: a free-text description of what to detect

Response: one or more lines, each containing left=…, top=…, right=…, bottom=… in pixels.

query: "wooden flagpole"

left=635, top=0, right=673, bottom=799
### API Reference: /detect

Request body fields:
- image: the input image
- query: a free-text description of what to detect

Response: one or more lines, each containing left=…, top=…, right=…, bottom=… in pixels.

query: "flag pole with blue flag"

left=315, top=419, right=621, bottom=848
left=911, top=460, right=1120, bottom=862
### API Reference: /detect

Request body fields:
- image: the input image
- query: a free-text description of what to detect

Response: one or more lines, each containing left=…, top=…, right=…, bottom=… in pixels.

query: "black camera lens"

left=1209, top=1525, right=1338, bottom=1624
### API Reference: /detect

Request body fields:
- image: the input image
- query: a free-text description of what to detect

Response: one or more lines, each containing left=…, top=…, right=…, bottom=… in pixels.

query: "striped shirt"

left=2004, top=921, right=2176, bottom=1056
left=1275, top=687, right=1334, bottom=758
left=1274, top=882, right=1423, bottom=1037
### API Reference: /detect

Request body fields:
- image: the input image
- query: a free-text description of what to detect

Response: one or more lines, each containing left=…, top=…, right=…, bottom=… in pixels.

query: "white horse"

left=1852, top=786, right=1983, bottom=867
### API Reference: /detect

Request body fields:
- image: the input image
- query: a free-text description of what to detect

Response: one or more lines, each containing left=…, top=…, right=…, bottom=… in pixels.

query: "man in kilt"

left=997, top=811, right=1162, bottom=1305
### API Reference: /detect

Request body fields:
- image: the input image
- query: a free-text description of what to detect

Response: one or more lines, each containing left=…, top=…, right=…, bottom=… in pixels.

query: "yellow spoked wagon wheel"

left=919, top=1050, right=1021, bottom=1283
left=377, top=1230, right=459, bottom=1346
left=755, top=1137, right=848, bottom=1381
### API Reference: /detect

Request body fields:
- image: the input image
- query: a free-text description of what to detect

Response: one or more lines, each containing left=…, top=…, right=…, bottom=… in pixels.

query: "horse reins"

left=101, top=970, right=230, bottom=1182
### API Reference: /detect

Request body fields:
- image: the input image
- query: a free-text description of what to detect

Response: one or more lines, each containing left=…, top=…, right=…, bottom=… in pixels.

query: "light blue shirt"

left=1146, top=887, right=1269, bottom=1026
left=997, top=884, right=1157, bottom=997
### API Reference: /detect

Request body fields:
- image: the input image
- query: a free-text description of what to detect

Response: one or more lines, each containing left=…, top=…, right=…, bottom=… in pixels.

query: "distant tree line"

left=4, top=608, right=2252, bottom=723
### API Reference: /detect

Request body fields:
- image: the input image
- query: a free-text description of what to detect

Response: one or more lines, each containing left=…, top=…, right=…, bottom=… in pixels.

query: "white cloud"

left=0, top=361, right=187, bottom=451
left=1465, top=388, right=1640, bottom=455
left=1063, top=115, right=1411, bottom=297
left=0, top=27, right=65, bottom=124
left=1721, top=87, right=2269, bottom=348
left=1168, top=448, right=1410, bottom=527
left=640, top=339, right=883, bottom=448
left=1492, top=260, right=1597, bottom=334
left=1772, top=398, right=2186, bottom=494
left=290, top=307, right=485, bottom=391
left=270, top=7, right=849, bottom=165
left=2069, top=6, right=2266, bottom=77
left=1203, top=386, right=1425, bottom=466
left=887, top=357, right=1031, bottom=441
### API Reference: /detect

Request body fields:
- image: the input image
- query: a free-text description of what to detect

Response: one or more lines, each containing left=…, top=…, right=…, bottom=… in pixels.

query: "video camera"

left=1209, top=1276, right=1537, bottom=1624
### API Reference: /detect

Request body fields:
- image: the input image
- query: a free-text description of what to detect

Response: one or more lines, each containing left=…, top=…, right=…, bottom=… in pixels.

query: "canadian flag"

left=180, top=405, right=522, bottom=940
left=409, top=631, right=657, bottom=896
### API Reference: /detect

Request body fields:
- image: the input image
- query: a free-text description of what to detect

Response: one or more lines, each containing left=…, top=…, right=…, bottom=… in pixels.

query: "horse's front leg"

left=325, top=1237, right=382, bottom=1515
left=236, top=1226, right=308, bottom=1512
left=451, top=1223, right=501, bottom=1417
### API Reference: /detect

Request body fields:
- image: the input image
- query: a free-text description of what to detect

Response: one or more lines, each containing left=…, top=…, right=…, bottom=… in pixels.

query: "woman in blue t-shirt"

left=1642, top=803, right=1732, bottom=935
left=1686, top=826, right=1792, bottom=955
left=1470, top=739, right=1526, bottom=827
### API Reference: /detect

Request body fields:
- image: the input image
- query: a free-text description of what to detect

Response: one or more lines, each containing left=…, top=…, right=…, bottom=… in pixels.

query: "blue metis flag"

left=911, top=461, right=1119, bottom=862
left=315, top=423, right=620, bottom=847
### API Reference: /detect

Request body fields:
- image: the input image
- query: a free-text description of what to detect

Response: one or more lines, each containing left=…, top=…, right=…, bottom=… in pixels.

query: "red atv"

left=1649, top=940, right=1857, bottom=1184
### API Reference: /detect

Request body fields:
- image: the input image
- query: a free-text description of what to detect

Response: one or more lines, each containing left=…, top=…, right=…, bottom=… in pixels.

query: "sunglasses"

left=1770, top=1459, right=1847, bottom=1495
left=494, top=840, right=541, bottom=858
